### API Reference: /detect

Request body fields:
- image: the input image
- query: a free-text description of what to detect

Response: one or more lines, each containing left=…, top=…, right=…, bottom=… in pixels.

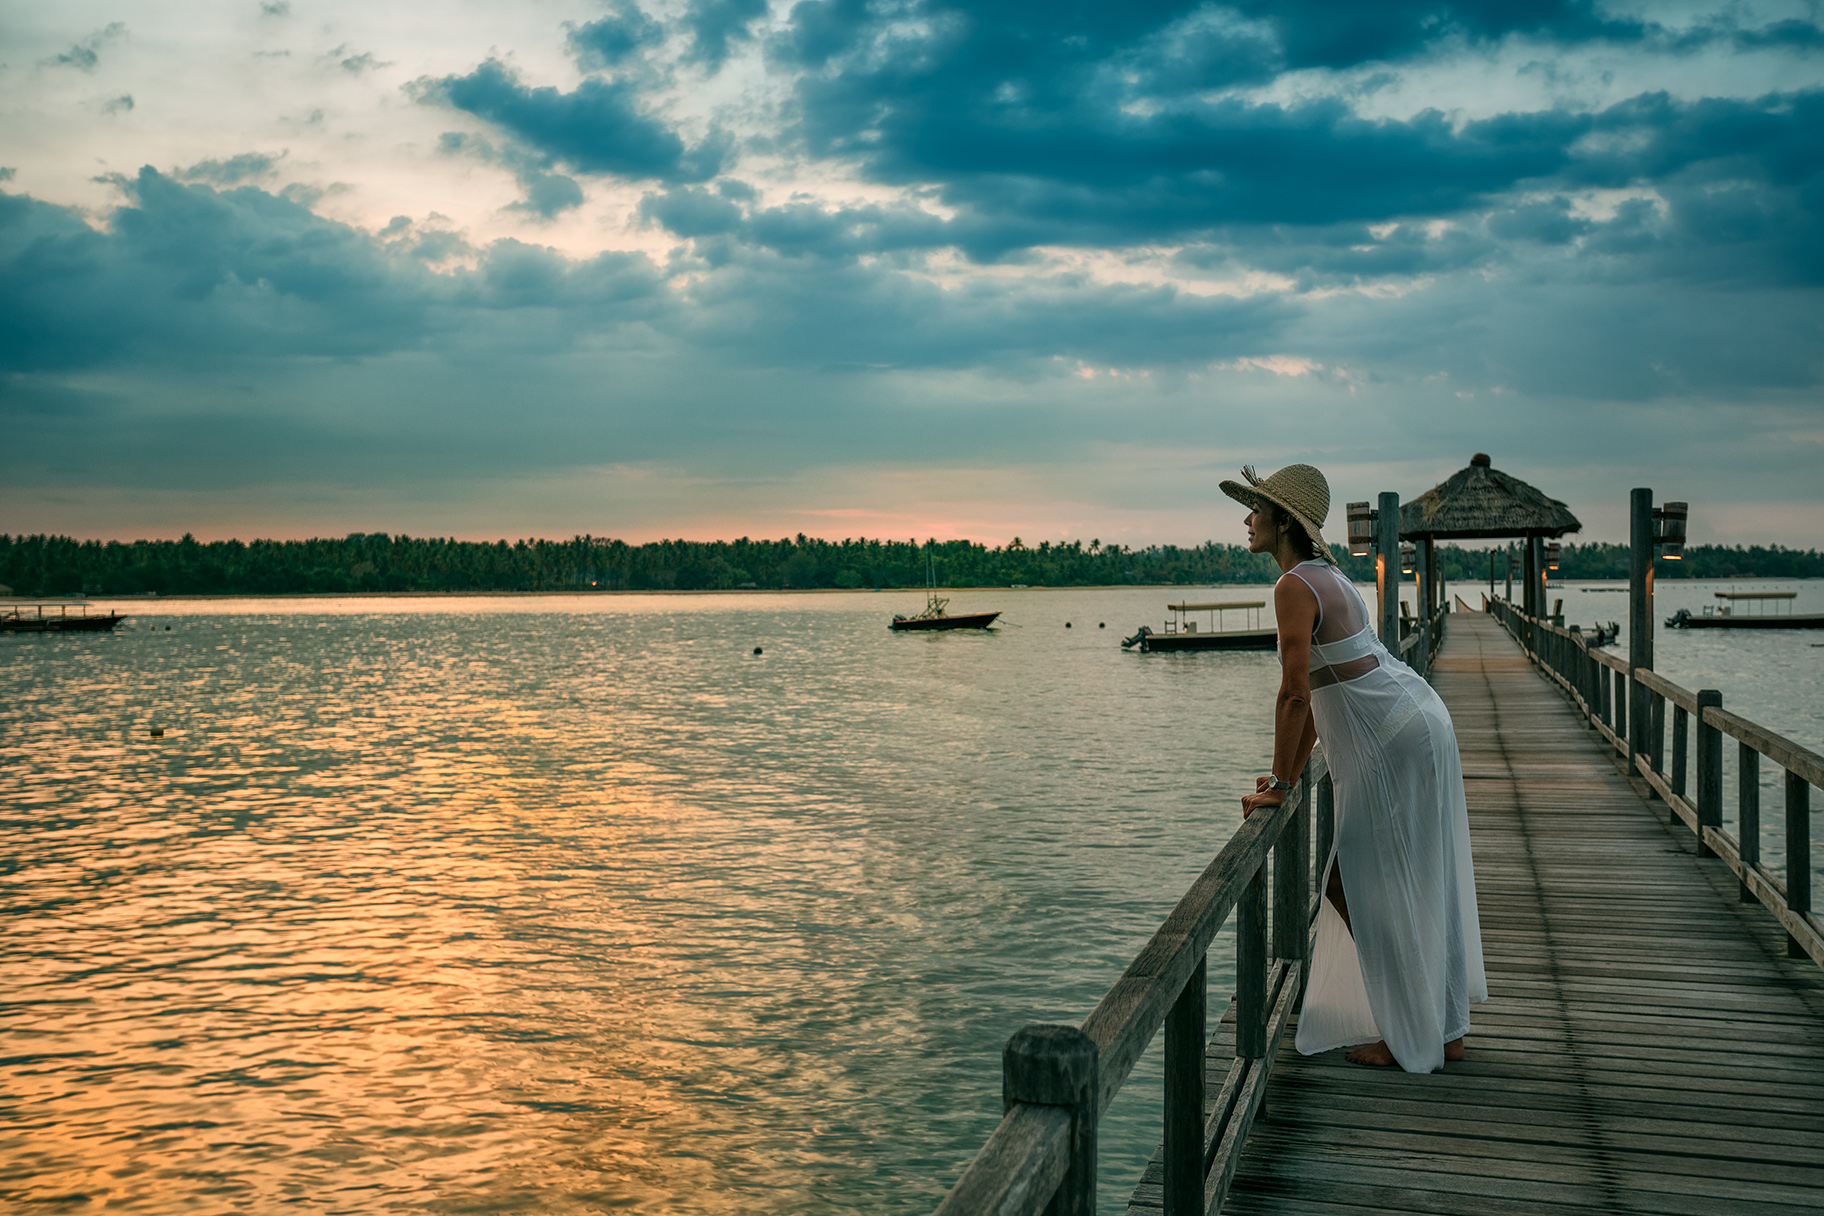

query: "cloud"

left=414, top=59, right=725, bottom=183
left=437, top=131, right=586, bottom=219
left=259, top=1, right=291, bottom=17
left=176, top=151, right=282, bottom=185
left=102, top=94, right=135, bottom=115
left=682, top=0, right=768, bottom=69
left=566, top=2, right=665, bottom=69
left=337, top=50, right=392, bottom=75
left=40, top=21, right=126, bottom=73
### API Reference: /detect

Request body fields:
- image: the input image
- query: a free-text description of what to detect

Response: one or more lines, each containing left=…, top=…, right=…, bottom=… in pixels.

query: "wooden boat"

left=2, top=601, right=126, bottom=632
left=1667, top=592, right=1824, bottom=630
left=891, top=548, right=1000, bottom=631
left=1123, top=600, right=1277, bottom=652
left=889, top=598, right=1001, bottom=631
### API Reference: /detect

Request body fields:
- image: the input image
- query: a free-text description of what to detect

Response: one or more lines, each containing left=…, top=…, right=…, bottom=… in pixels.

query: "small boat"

left=890, top=550, right=1000, bottom=631
left=890, top=596, right=1001, bottom=631
left=1123, top=600, right=1276, bottom=652
left=1, top=601, right=126, bottom=632
left=1667, top=592, right=1824, bottom=630
left=1571, top=621, right=1620, bottom=646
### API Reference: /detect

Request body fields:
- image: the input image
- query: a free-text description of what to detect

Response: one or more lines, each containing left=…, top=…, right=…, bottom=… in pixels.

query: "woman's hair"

left=1268, top=503, right=1324, bottom=561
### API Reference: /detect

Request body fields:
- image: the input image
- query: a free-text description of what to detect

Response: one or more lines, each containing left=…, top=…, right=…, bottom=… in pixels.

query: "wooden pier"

left=929, top=595, right=1824, bottom=1216
left=1137, top=611, right=1824, bottom=1215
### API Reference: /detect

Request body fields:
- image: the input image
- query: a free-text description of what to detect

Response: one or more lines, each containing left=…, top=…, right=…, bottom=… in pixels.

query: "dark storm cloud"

left=682, top=0, right=769, bottom=69
left=414, top=59, right=725, bottom=183
left=0, top=170, right=667, bottom=374
left=769, top=0, right=1823, bottom=258
left=566, top=2, right=665, bottom=69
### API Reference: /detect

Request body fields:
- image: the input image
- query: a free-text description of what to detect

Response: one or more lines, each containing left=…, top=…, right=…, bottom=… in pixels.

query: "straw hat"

left=1220, top=464, right=1336, bottom=564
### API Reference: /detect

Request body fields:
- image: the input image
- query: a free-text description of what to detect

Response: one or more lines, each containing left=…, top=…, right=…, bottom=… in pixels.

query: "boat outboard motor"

left=1665, top=608, right=1692, bottom=629
left=1121, top=625, right=1153, bottom=649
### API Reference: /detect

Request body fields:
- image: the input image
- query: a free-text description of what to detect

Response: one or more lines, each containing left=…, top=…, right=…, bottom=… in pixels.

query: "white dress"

left=1283, top=560, right=1487, bottom=1074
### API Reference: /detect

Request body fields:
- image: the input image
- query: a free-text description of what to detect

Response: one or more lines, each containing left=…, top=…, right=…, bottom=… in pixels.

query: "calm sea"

left=3, top=581, right=1817, bottom=1214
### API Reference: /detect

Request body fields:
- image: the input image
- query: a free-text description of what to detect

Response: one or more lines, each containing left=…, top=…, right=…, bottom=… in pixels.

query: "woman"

left=1225, top=463, right=1485, bottom=1073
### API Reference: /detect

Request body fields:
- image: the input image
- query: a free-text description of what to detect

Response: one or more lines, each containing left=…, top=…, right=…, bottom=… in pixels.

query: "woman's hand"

left=1241, top=786, right=1287, bottom=818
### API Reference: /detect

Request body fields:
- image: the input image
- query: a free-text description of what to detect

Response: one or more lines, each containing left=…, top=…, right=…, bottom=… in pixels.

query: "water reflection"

left=2, top=592, right=1275, bottom=1214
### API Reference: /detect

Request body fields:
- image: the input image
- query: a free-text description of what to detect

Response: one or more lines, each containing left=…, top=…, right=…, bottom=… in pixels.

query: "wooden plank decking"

left=1128, top=612, right=1824, bottom=1215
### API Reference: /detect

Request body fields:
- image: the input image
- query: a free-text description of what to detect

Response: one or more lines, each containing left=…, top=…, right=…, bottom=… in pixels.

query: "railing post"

left=1003, top=1025, right=1098, bottom=1216
left=1788, top=771, right=1811, bottom=959
left=1695, top=690, right=1721, bottom=859
left=1235, top=865, right=1267, bottom=1060
left=1650, top=693, right=1666, bottom=782
left=1739, top=743, right=1760, bottom=904
left=1376, top=492, right=1401, bottom=651
left=1162, top=959, right=1205, bottom=1216
left=1314, top=772, right=1334, bottom=908
left=1628, top=487, right=1654, bottom=761
left=1274, top=776, right=1310, bottom=965
left=1672, top=705, right=1689, bottom=798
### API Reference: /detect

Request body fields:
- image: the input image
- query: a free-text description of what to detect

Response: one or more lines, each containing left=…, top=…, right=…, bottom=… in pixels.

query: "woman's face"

left=1245, top=505, right=1278, bottom=554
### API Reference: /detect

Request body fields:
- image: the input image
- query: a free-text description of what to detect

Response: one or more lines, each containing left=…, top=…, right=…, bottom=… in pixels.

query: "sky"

left=2, top=0, right=1821, bottom=548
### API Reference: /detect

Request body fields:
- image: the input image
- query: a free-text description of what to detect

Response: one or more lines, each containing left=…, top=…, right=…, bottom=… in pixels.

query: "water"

left=1, top=588, right=1282, bottom=1215
left=5, top=583, right=1816, bottom=1214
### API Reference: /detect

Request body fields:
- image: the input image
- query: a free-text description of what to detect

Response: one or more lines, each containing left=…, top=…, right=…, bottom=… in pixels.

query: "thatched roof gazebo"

left=1396, top=453, right=1581, bottom=622
left=1399, top=453, right=1581, bottom=540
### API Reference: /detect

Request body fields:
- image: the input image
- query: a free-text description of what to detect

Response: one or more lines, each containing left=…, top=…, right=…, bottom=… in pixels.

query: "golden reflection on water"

left=3, top=593, right=1283, bottom=1214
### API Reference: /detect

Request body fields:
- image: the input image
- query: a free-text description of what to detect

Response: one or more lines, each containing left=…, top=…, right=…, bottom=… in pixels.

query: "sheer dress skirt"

left=1294, top=656, right=1487, bottom=1074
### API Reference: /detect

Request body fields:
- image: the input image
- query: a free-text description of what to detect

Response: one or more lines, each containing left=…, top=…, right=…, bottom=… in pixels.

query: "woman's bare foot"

left=1345, top=1040, right=1397, bottom=1066
left=1445, top=1037, right=1466, bottom=1062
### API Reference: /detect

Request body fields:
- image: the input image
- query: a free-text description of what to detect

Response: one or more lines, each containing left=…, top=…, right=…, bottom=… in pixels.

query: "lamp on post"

left=1346, top=502, right=1375, bottom=558
left=1546, top=541, right=1561, bottom=572
left=1400, top=542, right=1417, bottom=577
left=1656, top=502, right=1687, bottom=561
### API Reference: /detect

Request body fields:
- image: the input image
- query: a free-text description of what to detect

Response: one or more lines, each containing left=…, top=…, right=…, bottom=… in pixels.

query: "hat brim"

left=1220, top=478, right=1335, bottom=563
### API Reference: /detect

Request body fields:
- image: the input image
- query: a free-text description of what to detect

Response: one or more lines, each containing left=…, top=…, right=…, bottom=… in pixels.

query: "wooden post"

left=1649, top=693, right=1666, bottom=790
left=1376, top=492, right=1400, bottom=651
left=1003, top=1025, right=1098, bottom=1216
left=1672, top=705, right=1689, bottom=799
left=1695, top=690, right=1721, bottom=860
left=1236, top=865, right=1267, bottom=1059
left=1739, top=743, right=1760, bottom=904
left=1416, top=537, right=1434, bottom=676
left=1528, top=535, right=1546, bottom=621
left=1275, top=773, right=1310, bottom=964
left=1613, top=667, right=1627, bottom=742
left=1315, top=772, right=1335, bottom=901
left=1788, top=770, right=1811, bottom=959
left=1628, top=488, right=1654, bottom=763
left=1162, top=958, right=1205, bottom=1216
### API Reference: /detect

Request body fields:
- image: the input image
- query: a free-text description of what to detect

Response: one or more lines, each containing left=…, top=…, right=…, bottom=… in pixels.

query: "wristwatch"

left=1264, top=774, right=1294, bottom=792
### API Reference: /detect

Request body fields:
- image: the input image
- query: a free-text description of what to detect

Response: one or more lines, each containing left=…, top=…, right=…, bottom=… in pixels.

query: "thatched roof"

left=1399, top=454, right=1581, bottom=540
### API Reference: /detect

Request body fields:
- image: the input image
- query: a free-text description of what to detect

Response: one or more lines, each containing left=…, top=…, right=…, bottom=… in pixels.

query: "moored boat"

left=2, top=601, right=126, bottom=632
left=1667, top=591, right=1824, bottom=630
left=1122, top=600, right=1277, bottom=652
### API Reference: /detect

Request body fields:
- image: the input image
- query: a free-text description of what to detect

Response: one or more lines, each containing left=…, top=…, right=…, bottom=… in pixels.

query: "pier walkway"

left=1136, top=611, right=1824, bottom=1215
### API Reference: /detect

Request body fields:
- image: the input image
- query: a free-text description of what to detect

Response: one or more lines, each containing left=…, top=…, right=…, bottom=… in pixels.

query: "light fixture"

left=1346, top=501, right=1375, bottom=557
left=1656, top=501, right=1688, bottom=560
left=1546, top=541, right=1561, bottom=572
left=1400, top=542, right=1416, bottom=576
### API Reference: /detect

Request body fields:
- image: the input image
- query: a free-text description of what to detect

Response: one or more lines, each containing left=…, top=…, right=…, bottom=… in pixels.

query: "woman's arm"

left=1242, top=573, right=1319, bottom=817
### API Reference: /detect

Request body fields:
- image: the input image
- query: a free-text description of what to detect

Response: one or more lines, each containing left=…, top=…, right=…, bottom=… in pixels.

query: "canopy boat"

left=1122, top=600, right=1276, bottom=652
left=2, top=601, right=126, bottom=632
left=1667, top=591, right=1824, bottom=630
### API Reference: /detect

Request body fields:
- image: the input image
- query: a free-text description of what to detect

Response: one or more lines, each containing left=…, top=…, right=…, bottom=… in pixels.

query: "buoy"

left=1065, top=622, right=1072, bottom=628
left=1099, top=622, right=1106, bottom=628
left=753, top=646, right=763, bottom=655
left=150, top=727, right=164, bottom=738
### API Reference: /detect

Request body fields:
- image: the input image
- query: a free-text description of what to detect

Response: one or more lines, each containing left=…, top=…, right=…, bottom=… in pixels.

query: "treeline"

left=1, top=534, right=1818, bottom=597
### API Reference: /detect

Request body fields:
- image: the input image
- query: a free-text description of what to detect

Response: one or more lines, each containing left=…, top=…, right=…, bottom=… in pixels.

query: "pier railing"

left=931, top=751, right=1331, bottom=1216
left=1487, top=598, right=1822, bottom=966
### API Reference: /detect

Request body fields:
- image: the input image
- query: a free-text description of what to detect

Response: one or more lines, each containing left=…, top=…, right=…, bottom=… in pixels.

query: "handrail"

left=931, top=751, right=1330, bottom=1216
left=1486, top=596, right=1821, bottom=970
